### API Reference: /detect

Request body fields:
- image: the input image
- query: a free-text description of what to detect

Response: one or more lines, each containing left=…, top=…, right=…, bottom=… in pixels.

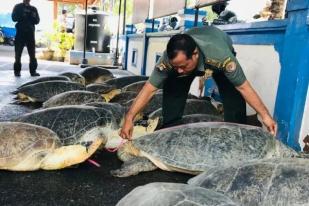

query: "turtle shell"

left=189, top=158, right=309, bottom=206
left=133, top=122, right=298, bottom=173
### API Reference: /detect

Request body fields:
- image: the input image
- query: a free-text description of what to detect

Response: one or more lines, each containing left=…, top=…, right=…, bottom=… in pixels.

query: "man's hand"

left=261, top=115, right=277, bottom=136
left=119, top=116, right=134, bottom=140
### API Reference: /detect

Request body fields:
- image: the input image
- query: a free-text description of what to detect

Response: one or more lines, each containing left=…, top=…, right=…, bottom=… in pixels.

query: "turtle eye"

left=80, top=141, right=93, bottom=152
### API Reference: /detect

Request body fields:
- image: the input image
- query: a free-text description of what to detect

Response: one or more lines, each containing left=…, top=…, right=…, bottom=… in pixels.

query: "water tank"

left=74, top=8, right=111, bottom=53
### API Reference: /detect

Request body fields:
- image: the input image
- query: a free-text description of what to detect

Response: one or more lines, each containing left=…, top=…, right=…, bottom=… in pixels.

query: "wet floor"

left=0, top=46, right=192, bottom=206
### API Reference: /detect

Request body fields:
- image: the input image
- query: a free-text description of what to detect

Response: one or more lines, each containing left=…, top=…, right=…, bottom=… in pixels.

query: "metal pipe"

left=82, top=0, right=88, bottom=64
left=122, top=0, right=127, bottom=35
left=114, top=0, right=122, bottom=65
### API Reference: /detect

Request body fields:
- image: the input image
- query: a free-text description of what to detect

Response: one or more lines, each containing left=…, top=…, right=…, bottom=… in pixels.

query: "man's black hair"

left=166, top=34, right=197, bottom=60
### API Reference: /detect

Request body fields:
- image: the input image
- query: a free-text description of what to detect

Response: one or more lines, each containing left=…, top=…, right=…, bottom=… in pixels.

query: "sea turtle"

left=86, top=83, right=120, bottom=102
left=79, top=66, right=114, bottom=85
left=151, top=113, right=224, bottom=130
left=42, top=90, right=105, bottom=108
left=188, top=158, right=309, bottom=206
left=0, top=122, right=103, bottom=171
left=14, top=80, right=85, bottom=103
left=121, top=81, right=146, bottom=93
left=111, top=122, right=298, bottom=177
left=124, top=92, right=163, bottom=116
left=85, top=102, right=127, bottom=126
left=109, top=91, right=138, bottom=105
left=85, top=102, right=158, bottom=137
left=59, top=72, right=86, bottom=85
left=116, top=182, right=238, bottom=206
left=16, top=76, right=71, bottom=90
left=14, top=105, right=156, bottom=149
left=104, top=76, right=149, bottom=89
left=108, top=69, right=134, bottom=77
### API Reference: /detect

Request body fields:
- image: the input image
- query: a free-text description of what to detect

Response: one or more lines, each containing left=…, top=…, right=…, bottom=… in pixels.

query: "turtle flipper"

left=111, top=157, right=157, bottom=177
left=41, top=138, right=103, bottom=170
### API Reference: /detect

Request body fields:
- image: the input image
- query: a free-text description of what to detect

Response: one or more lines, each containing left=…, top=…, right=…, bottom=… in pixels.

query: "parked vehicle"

left=0, top=26, right=15, bottom=46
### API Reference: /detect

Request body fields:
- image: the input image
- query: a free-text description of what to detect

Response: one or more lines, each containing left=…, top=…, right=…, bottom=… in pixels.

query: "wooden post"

left=53, top=0, right=58, bottom=20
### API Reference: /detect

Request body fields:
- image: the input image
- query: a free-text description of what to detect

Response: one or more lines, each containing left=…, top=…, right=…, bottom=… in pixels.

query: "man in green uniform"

left=120, top=26, right=277, bottom=139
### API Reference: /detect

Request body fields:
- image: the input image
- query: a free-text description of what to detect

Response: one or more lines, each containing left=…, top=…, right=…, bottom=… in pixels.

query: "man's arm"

left=236, top=80, right=277, bottom=136
left=31, top=7, right=40, bottom=25
left=119, top=82, right=158, bottom=139
left=12, top=5, right=22, bottom=22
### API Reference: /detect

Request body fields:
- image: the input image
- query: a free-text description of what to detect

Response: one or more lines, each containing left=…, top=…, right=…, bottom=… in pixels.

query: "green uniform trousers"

left=162, top=70, right=246, bottom=128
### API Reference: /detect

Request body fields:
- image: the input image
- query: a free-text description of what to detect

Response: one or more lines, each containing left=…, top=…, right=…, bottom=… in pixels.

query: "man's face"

left=170, top=50, right=199, bottom=75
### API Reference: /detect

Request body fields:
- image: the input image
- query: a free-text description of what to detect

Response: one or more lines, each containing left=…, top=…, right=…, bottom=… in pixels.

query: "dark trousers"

left=162, top=71, right=246, bottom=127
left=14, top=30, right=37, bottom=74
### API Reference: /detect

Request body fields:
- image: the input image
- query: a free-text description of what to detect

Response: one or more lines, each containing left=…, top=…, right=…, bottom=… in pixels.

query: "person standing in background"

left=12, top=0, right=40, bottom=77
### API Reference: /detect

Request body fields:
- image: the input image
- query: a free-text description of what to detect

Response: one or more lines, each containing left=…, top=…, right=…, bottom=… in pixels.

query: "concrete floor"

left=0, top=45, right=192, bottom=206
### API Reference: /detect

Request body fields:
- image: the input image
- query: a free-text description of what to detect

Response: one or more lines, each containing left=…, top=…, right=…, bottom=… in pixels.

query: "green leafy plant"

left=43, top=22, right=74, bottom=60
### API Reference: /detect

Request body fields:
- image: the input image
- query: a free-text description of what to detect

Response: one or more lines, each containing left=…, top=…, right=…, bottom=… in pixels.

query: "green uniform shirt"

left=148, top=26, right=247, bottom=88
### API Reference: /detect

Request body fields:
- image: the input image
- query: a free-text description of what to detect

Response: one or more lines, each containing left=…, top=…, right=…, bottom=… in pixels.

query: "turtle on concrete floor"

left=14, top=80, right=85, bottom=103
left=150, top=113, right=224, bottom=130
left=85, top=102, right=127, bottom=126
left=104, top=76, right=149, bottom=89
left=86, top=83, right=120, bottom=102
left=109, top=91, right=138, bottom=105
left=16, top=76, right=71, bottom=90
left=100, top=76, right=148, bottom=101
left=108, top=69, right=134, bottom=77
left=42, top=90, right=105, bottom=108
left=116, top=182, right=238, bottom=206
left=0, top=122, right=103, bottom=171
left=111, top=122, right=298, bottom=177
left=14, top=105, right=156, bottom=149
left=59, top=72, right=86, bottom=85
left=147, top=98, right=221, bottom=123
left=188, top=158, right=309, bottom=206
left=121, top=81, right=146, bottom=93
left=79, top=67, right=114, bottom=85
left=85, top=102, right=158, bottom=138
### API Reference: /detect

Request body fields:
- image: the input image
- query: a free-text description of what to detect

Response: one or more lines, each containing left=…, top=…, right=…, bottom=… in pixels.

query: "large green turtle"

left=59, top=72, right=86, bottom=85
left=109, top=91, right=138, bottom=105
left=79, top=66, right=114, bottom=85
left=104, top=76, right=148, bottom=89
left=147, top=98, right=221, bottom=123
left=14, top=105, right=155, bottom=149
left=14, top=80, right=85, bottom=103
left=188, top=158, right=309, bottom=206
left=111, top=122, right=298, bottom=177
left=116, top=182, right=238, bottom=206
left=17, top=76, right=71, bottom=90
left=42, top=90, right=105, bottom=108
left=86, top=83, right=120, bottom=102
left=85, top=102, right=158, bottom=137
left=151, top=113, right=224, bottom=130
left=0, top=122, right=103, bottom=171
left=108, top=69, right=134, bottom=77
left=121, top=80, right=146, bottom=93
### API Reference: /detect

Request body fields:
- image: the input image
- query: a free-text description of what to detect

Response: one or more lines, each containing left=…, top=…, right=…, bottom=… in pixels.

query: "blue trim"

left=287, top=0, right=309, bottom=11
left=131, top=48, right=138, bottom=67
left=274, top=1, right=309, bottom=151
left=124, top=35, right=129, bottom=70
left=141, top=34, right=149, bottom=75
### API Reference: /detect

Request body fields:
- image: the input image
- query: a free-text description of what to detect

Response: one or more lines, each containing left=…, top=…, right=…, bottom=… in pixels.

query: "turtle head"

left=16, top=92, right=37, bottom=103
left=101, top=89, right=121, bottom=102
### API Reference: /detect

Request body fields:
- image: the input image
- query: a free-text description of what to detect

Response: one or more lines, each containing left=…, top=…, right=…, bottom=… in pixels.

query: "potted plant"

left=41, top=32, right=56, bottom=60
left=54, top=31, right=74, bottom=62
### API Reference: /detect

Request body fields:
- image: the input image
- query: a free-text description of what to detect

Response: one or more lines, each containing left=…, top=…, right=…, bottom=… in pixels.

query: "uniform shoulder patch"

left=157, top=61, right=172, bottom=71
left=225, top=61, right=237, bottom=72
